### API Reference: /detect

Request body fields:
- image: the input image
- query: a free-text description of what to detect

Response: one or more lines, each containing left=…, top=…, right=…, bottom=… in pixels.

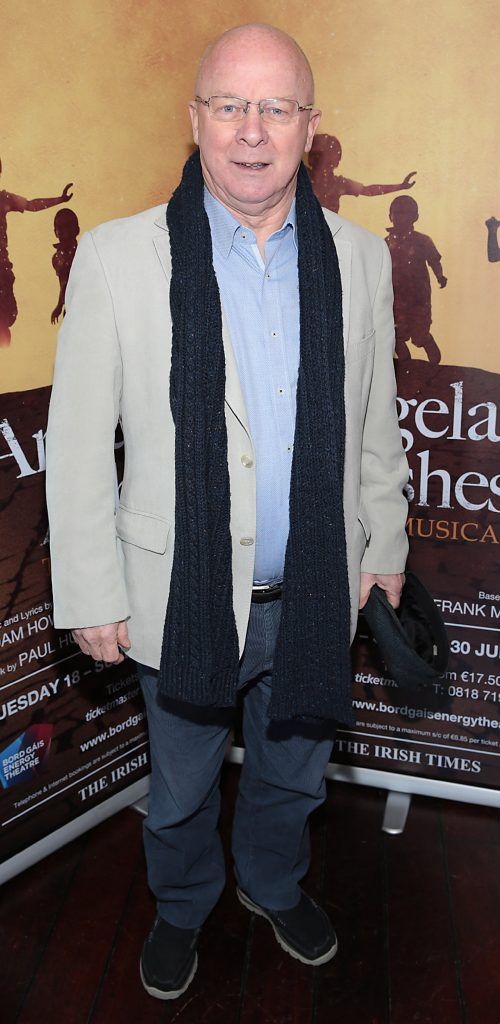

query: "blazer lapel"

left=152, top=220, right=172, bottom=283
left=222, top=311, right=252, bottom=440
left=322, top=212, right=351, bottom=353
left=335, top=238, right=351, bottom=354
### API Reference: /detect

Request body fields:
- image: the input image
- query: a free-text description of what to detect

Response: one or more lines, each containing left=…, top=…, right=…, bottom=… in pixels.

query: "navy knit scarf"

left=158, top=150, right=353, bottom=724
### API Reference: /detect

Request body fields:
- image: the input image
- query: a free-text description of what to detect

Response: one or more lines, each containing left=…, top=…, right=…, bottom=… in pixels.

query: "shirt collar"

left=204, top=186, right=297, bottom=260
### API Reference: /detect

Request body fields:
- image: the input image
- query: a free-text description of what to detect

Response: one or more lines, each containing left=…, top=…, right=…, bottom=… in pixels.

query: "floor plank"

left=386, top=797, right=463, bottom=1024
left=441, top=799, right=500, bottom=846
left=2, top=767, right=500, bottom=1023
left=442, top=804, right=500, bottom=1024
left=1, top=837, right=85, bottom=1024
left=88, top=858, right=165, bottom=1024
left=314, top=782, right=389, bottom=1024
left=16, top=810, right=143, bottom=1024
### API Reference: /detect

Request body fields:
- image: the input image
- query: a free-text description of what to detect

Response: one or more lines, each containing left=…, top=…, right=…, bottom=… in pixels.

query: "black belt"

left=251, top=582, right=283, bottom=603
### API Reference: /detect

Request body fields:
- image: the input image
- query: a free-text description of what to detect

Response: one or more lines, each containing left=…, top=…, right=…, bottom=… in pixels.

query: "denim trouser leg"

left=139, top=668, right=232, bottom=928
left=232, top=601, right=336, bottom=910
left=138, top=600, right=336, bottom=928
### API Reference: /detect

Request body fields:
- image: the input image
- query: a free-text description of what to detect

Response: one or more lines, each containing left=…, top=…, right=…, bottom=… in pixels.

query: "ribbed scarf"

left=158, top=150, right=353, bottom=724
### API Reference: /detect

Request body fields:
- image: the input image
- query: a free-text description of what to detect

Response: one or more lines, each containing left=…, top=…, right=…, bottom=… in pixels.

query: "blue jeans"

left=138, top=599, right=336, bottom=929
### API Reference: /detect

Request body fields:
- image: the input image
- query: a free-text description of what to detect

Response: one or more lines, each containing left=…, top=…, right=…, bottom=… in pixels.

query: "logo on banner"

left=0, top=723, right=52, bottom=789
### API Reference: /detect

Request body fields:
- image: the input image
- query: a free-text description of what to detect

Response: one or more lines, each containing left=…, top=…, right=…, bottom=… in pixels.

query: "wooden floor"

left=3, top=764, right=500, bottom=1024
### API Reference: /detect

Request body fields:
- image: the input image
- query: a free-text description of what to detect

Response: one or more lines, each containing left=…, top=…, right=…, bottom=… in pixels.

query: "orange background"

left=1, top=0, right=499, bottom=391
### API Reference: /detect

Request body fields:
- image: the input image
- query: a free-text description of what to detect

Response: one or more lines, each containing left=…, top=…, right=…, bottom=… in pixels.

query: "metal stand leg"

left=382, top=790, right=412, bottom=835
left=130, top=796, right=149, bottom=816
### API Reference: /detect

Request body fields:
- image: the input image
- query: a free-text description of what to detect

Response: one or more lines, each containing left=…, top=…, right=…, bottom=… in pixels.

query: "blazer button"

left=241, top=454, right=254, bottom=468
left=240, top=537, right=254, bottom=546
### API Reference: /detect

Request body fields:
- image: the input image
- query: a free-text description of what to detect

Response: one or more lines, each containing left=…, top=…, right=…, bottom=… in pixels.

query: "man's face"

left=189, top=35, right=321, bottom=218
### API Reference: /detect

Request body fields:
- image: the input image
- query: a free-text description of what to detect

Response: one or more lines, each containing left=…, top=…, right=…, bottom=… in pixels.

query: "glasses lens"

left=207, top=97, right=300, bottom=124
left=210, top=97, right=246, bottom=121
left=260, top=99, right=298, bottom=124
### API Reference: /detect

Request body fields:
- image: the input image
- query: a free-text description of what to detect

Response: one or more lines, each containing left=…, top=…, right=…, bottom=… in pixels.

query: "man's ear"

left=188, top=101, right=199, bottom=145
left=304, top=109, right=322, bottom=154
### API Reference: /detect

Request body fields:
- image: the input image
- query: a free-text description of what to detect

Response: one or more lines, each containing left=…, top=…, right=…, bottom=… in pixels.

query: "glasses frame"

left=195, top=95, right=315, bottom=123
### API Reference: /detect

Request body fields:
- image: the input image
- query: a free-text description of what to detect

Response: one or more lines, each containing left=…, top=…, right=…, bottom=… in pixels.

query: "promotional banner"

left=0, top=391, right=149, bottom=867
left=302, top=0, right=499, bottom=795
left=338, top=362, right=500, bottom=791
left=1, top=0, right=499, bottom=875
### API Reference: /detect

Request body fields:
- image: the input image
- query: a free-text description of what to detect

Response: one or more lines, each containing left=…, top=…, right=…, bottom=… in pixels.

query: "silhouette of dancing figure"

left=485, top=216, right=500, bottom=262
left=385, top=195, right=447, bottom=364
left=0, top=158, right=73, bottom=346
left=51, top=208, right=80, bottom=323
left=308, top=134, right=416, bottom=214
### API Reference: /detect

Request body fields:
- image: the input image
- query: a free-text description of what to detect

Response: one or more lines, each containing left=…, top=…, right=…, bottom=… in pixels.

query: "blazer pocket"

left=357, top=503, right=371, bottom=541
left=115, top=505, right=171, bottom=554
left=345, top=328, right=375, bottom=364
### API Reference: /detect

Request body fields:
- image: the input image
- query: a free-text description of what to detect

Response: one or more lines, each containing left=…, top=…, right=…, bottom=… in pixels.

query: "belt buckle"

left=251, top=581, right=283, bottom=603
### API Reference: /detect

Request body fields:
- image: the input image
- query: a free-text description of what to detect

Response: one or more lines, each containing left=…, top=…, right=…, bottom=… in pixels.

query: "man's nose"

left=235, top=106, right=268, bottom=146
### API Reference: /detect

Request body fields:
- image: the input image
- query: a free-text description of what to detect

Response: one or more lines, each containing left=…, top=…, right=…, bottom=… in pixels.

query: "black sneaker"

left=140, top=916, right=199, bottom=1000
left=237, top=888, right=338, bottom=966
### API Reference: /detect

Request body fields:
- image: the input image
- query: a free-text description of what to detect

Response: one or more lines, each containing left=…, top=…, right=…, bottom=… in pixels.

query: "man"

left=46, top=24, right=408, bottom=1002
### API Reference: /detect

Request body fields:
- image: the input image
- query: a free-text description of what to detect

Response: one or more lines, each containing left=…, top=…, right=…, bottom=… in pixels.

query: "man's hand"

left=71, top=620, right=130, bottom=664
left=359, top=572, right=405, bottom=610
left=61, top=182, right=74, bottom=201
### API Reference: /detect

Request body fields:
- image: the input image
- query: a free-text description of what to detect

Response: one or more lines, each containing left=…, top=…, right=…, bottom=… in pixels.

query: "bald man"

left=46, top=24, right=408, bottom=1000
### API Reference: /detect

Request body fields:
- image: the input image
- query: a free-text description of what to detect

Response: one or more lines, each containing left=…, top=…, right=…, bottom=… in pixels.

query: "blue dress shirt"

left=204, top=188, right=300, bottom=584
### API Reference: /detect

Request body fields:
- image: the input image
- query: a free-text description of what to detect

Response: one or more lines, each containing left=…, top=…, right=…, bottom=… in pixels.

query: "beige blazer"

left=46, top=203, right=409, bottom=669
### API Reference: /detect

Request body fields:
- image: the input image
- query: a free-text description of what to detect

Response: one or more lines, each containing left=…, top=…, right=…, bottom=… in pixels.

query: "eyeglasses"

left=195, top=95, right=314, bottom=126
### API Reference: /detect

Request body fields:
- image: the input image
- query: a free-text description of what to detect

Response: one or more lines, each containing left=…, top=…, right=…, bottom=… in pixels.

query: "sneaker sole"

left=139, top=951, right=198, bottom=1000
left=237, top=889, right=338, bottom=966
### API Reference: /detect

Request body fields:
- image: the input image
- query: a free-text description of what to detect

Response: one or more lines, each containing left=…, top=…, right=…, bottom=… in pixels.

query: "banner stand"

left=126, top=764, right=414, bottom=835
left=3, top=736, right=499, bottom=886
left=228, top=747, right=500, bottom=835
left=381, top=792, right=412, bottom=835
left=324, top=761, right=500, bottom=810
left=131, top=797, right=149, bottom=817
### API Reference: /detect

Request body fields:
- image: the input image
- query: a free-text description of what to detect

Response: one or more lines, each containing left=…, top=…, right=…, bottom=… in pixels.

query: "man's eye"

left=216, top=103, right=243, bottom=117
left=267, top=107, right=286, bottom=118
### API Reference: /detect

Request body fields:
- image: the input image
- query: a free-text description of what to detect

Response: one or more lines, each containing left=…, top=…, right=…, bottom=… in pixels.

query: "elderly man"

left=46, top=23, right=408, bottom=1001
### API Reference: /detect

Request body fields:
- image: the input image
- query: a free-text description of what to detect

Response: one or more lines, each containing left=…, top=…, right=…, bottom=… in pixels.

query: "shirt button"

left=241, top=454, right=254, bottom=468
left=271, top=330, right=277, bottom=337
left=240, top=537, right=254, bottom=546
